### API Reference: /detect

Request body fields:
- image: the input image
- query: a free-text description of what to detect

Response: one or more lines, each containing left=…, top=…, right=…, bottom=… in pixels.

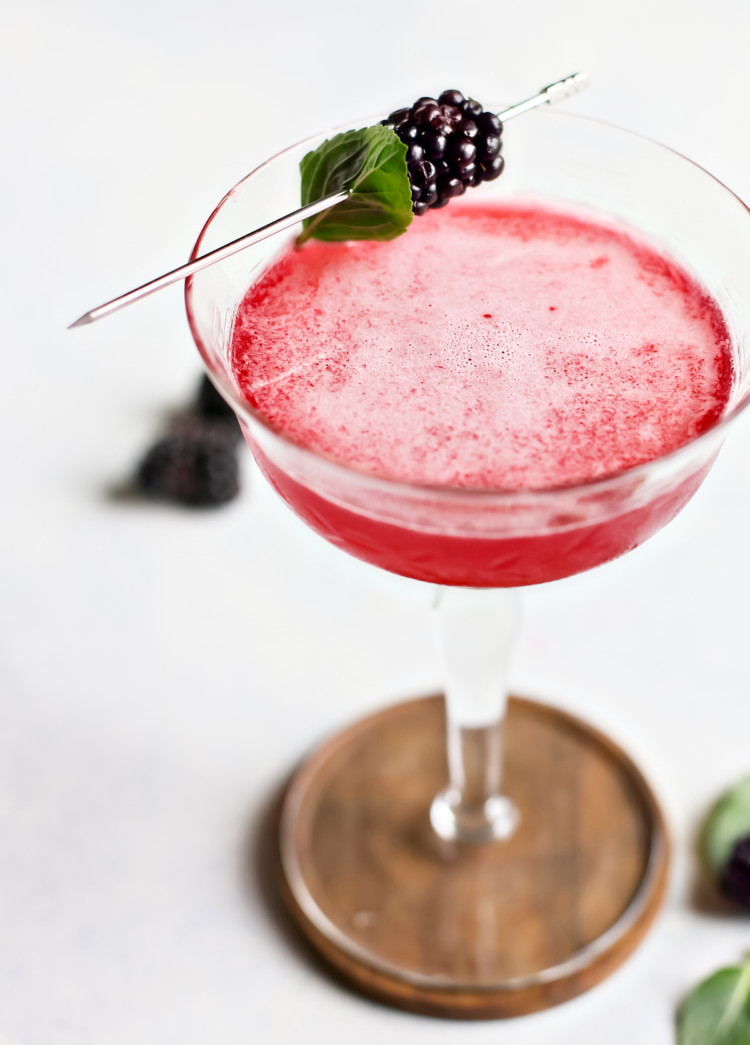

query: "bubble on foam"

left=230, top=200, right=733, bottom=489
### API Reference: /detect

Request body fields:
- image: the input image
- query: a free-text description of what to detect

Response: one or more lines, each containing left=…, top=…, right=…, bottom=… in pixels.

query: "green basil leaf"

left=704, top=777, right=750, bottom=877
left=298, top=125, right=413, bottom=245
left=678, top=960, right=750, bottom=1045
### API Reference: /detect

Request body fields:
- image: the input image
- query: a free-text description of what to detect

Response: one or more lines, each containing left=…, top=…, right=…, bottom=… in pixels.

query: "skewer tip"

left=68, top=312, right=94, bottom=329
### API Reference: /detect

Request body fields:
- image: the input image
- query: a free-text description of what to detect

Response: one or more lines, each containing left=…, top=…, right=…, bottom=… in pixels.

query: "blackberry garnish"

left=721, top=835, right=750, bottom=909
left=382, top=90, right=504, bottom=214
left=137, top=420, right=240, bottom=507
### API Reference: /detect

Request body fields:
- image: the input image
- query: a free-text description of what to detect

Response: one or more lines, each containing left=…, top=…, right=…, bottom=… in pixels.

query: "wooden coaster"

left=278, top=695, right=669, bottom=1019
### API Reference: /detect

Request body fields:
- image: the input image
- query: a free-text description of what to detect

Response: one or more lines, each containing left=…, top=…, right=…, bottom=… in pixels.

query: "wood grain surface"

left=278, top=695, right=669, bottom=1018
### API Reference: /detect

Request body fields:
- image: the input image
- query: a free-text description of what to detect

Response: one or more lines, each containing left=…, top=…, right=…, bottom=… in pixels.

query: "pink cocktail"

left=229, top=201, right=733, bottom=585
left=186, top=110, right=750, bottom=1013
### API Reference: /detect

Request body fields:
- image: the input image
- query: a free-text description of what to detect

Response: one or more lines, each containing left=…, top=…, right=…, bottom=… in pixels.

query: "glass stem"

left=430, top=587, right=521, bottom=843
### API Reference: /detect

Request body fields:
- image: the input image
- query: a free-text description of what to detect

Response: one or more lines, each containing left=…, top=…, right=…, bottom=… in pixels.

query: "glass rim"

left=185, top=109, right=750, bottom=503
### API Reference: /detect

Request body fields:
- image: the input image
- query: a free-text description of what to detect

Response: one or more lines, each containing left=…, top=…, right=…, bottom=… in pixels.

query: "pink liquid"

left=230, top=201, right=733, bottom=585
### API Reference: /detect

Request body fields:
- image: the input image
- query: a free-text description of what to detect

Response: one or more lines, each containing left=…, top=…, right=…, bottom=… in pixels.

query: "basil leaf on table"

left=297, top=125, right=413, bottom=245
left=678, top=959, right=750, bottom=1045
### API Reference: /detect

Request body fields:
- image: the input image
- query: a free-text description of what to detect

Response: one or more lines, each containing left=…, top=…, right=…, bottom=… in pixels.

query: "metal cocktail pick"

left=69, top=72, right=588, bottom=329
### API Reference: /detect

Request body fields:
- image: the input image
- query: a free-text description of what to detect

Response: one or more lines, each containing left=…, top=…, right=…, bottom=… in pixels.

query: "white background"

left=2, top=1, right=750, bottom=1041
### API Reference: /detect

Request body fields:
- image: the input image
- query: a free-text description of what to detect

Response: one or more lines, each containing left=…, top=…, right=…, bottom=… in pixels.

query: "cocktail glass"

left=185, top=111, right=750, bottom=1017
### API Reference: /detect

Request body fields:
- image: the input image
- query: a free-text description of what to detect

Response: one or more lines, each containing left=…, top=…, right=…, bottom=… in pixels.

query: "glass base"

left=278, top=695, right=669, bottom=1019
left=429, top=789, right=519, bottom=844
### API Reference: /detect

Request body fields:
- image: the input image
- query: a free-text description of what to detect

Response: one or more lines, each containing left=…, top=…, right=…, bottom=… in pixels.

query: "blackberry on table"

left=194, top=373, right=233, bottom=417
left=382, top=89, right=504, bottom=214
left=194, top=373, right=239, bottom=419
left=193, top=374, right=243, bottom=444
left=137, top=420, right=239, bottom=507
left=721, top=835, right=750, bottom=908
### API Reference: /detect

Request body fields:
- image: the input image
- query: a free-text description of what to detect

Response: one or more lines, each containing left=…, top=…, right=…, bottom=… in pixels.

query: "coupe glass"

left=186, top=111, right=750, bottom=1017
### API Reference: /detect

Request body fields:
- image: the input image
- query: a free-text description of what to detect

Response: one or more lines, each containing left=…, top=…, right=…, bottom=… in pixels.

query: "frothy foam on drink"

left=230, top=201, right=733, bottom=489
